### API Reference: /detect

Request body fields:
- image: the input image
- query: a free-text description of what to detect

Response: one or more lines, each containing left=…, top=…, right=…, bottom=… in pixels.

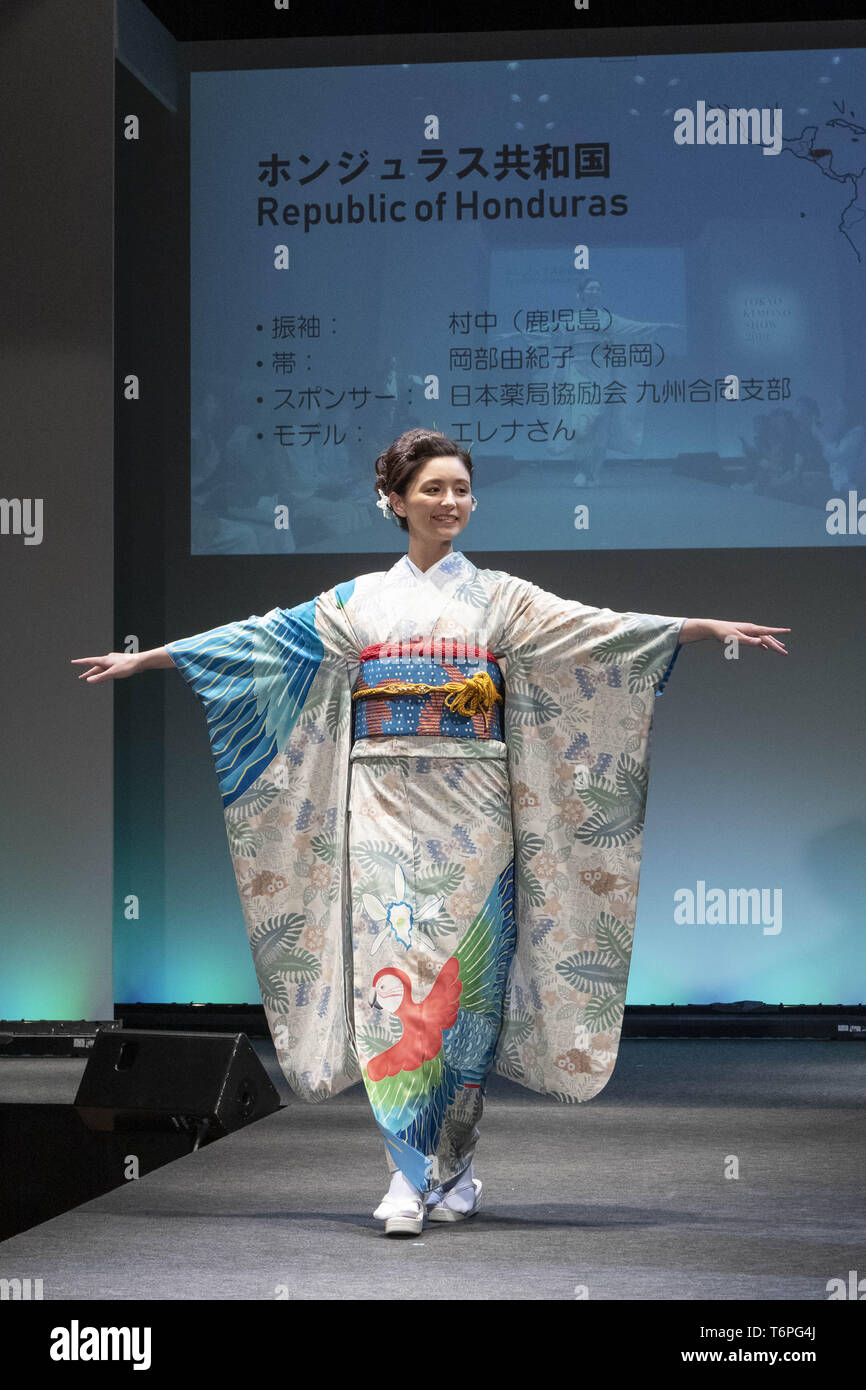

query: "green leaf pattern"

left=206, top=563, right=681, bottom=1109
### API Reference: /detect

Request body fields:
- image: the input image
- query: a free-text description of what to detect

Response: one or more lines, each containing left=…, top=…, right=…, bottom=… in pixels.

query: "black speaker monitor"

left=74, top=1029, right=281, bottom=1141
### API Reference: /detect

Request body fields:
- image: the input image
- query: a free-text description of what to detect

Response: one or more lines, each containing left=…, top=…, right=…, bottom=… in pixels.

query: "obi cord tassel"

left=352, top=671, right=503, bottom=719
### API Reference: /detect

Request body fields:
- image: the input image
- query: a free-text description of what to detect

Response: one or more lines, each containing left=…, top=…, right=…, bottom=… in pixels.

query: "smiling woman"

left=374, top=428, right=478, bottom=574
left=71, top=425, right=789, bottom=1239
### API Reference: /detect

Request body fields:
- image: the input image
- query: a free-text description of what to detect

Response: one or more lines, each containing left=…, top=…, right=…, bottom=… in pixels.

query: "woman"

left=72, top=428, right=789, bottom=1237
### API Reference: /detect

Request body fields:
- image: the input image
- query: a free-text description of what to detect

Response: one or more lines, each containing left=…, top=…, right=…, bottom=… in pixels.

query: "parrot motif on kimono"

left=367, top=960, right=461, bottom=1081
left=363, top=859, right=516, bottom=1182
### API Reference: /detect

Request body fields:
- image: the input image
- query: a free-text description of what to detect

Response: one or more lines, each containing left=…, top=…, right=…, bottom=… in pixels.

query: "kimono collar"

left=394, top=549, right=475, bottom=591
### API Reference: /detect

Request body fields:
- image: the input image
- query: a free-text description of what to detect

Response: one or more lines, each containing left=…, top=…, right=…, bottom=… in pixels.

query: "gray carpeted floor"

left=1, top=1038, right=863, bottom=1299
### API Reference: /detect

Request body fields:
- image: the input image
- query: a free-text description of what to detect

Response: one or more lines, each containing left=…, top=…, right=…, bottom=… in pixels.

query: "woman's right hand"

left=70, top=652, right=141, bottom=683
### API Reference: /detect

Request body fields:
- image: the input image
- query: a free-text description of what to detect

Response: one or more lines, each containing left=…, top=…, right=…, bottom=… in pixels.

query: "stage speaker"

left=74, top=1029, right=281, bottom=1144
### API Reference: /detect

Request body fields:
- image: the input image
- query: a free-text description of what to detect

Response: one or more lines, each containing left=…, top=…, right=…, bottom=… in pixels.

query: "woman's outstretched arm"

left=70, top=645, right=177, bottom=682
left=678, top=619, right=789, bottom=652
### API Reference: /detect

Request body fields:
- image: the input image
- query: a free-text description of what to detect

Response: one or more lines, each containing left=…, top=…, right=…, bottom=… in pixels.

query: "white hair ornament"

left=376, top=487, right=398, bottom=522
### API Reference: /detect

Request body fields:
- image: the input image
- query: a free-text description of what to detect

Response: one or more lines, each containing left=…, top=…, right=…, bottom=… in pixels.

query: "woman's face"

left=390, top=455, right=472, bottom=540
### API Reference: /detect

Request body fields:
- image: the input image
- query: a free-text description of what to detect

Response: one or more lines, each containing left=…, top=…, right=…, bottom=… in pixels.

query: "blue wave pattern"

left=166, top=595, right=332, bottom=806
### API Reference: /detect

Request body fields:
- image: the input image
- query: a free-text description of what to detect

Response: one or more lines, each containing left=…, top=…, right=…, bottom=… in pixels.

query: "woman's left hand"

left=684, top=619, right=789, bottom=653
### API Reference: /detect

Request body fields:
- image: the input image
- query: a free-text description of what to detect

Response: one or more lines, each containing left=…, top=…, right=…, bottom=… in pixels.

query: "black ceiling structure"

left=137, top=0, right=866, bottom=43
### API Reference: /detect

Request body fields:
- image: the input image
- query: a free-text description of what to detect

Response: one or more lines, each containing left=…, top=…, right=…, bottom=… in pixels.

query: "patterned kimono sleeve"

left=488, top=573, right=686, bottom=1104
left=496, top=575, right=686, bottom=699
left=166, top=581, right=361, bottom=1102
left=165, top=597, right=327, bottom=808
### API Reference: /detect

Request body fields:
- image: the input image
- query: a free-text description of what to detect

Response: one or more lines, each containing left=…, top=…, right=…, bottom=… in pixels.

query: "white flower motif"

left=362, top=861, right=444, bottom=955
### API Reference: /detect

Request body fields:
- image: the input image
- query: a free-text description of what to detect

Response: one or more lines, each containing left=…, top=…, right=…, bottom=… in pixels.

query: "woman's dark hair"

left=374, top=428, right=473, bottom=532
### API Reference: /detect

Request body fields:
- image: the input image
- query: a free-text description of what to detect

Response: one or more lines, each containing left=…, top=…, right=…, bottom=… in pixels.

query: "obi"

left=352, top=638, right=504, bottom=742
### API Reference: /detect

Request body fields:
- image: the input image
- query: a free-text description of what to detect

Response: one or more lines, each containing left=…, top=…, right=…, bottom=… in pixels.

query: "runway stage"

left=1, top=1037, right=863, bottom=1301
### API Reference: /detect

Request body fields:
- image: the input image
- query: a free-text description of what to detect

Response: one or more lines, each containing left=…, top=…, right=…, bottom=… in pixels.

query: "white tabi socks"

left=372, top=1167, right=425, bottom=1220
left=434, top=1162, right=477, bottom=1212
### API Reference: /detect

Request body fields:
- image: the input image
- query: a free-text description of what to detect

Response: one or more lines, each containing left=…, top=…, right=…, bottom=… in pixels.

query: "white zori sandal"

left=424, top=1165, right=482, bottom=1223
left=373, top=1170, right=426, bottom=1237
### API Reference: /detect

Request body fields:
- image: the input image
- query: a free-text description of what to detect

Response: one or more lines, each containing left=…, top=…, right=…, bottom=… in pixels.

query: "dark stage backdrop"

left=0, top=0, right=115, bottom=1021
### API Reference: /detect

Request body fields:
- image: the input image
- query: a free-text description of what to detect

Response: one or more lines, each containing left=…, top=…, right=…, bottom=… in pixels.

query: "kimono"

left=166, top=550, right=685, bottom=1193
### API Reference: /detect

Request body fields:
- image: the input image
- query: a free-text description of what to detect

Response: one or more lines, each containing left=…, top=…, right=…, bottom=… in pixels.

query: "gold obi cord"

left=352, top=670, right=503, bottom=721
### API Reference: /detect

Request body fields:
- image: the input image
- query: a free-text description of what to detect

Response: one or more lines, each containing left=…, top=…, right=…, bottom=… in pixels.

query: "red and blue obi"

left=352, top=638, right=505, bottom=741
